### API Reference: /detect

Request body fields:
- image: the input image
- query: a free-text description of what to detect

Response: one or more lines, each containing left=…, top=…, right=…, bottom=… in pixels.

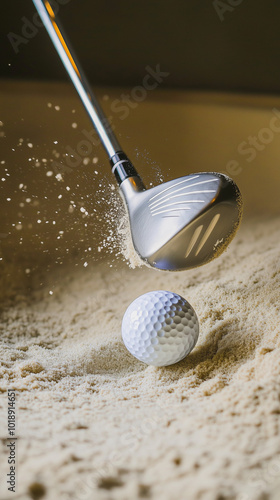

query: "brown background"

left=1, top=0, right=280, bottom=93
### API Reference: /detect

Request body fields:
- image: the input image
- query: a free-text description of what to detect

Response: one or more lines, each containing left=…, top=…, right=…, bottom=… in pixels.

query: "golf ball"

left=122, top=290, right=199, bottom=367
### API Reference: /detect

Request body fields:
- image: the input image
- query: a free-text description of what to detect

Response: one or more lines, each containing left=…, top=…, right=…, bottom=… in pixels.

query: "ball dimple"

left=151, top=337, right=158, bottom=345
left=146, top=323, right=154, bottom=334
left=141, top=331, right=149, bottom=340
left=122, top=290, right=199, bottom=367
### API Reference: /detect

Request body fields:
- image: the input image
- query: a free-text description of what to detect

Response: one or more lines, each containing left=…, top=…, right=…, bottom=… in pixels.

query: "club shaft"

left=32, top=0, right=121, bottom=158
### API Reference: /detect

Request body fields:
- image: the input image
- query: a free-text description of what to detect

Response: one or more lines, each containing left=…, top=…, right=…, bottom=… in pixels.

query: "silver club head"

left=120, top=172, right=243, bottom=271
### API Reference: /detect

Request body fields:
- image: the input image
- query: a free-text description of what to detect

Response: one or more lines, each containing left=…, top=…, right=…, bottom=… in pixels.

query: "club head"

left=120, top=172, right=243, bottom=271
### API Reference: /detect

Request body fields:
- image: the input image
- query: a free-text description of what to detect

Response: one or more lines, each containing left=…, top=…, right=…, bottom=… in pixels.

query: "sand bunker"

left=1, top=214, right=280, bottom=500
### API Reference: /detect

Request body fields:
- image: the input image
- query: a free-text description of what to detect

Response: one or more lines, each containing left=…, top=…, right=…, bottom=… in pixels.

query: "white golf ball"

left=122, top=290, right=199, bottom=367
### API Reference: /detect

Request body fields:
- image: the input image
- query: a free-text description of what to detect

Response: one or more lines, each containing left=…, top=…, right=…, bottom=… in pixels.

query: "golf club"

left=33, top=0, right=243, bottom=271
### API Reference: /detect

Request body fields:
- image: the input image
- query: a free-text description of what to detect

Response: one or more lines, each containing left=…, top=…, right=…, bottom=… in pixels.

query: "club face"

left=120, top=173, right=243, bottom=271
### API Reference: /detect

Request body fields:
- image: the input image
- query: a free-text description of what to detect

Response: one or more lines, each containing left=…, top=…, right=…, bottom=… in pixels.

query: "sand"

left=0, top=212, right=280, bottom=500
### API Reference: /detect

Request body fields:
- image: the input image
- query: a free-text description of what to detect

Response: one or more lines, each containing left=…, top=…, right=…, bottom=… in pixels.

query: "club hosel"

left=110, top=151, right=145, bottom=190
left=120, top=177, right=147, bottom=206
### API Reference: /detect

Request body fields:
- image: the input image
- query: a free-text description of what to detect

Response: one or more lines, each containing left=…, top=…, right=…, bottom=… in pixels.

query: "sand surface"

left=1, top=214, right=280, bottom=500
